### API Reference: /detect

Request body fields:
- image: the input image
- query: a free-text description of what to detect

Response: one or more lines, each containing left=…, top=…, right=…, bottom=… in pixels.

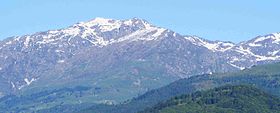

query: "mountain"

left=140, top=85, right=280, bottom=113
left=0, top=17, right=280, bottom=112
left=185, top=33, right=280, bottom=69
left=81, top=62, right=280, bottom=113
left=0, top=17, right=231, bottom=96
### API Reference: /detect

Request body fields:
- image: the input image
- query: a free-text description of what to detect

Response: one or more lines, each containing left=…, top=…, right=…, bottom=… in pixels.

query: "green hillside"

left=4, top=62, right=280, bottom=113
left=81, top=62, right=280, bottom=113
left=141, top=85, right=280, bottom=113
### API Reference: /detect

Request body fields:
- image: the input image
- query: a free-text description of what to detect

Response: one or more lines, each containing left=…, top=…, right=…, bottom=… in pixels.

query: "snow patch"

left=11, top=82, right=15, bottom=88
left=6, top=41, right=12, bottom=45
left=184, top=36, right=234, bottom=52
left=137, top=59, right=146, bottom=62
left=80, top=17, right=122, bottom=32
left=124, top=19, right=133, bottom=25
left=230, top=57, right=241, bottom=63
left=24, top=36, right=31, bottom=47
left=57, top=60, right=65, bottom=63
left=24, top=78, right=36, bottom=85
left=18, top=85, right=25, bottom=90
left=248, top=43, right=262, bottom=47
left=14, top=36, right=20, bottom=41
left=272, top=33, right=280, bottom=44
left=254, top=33, right=280, bottom=44
left=18, top=78, right=37, bottom=90
left=235, top=46, right=280, bottom=61
left=152, top=28, right=166, bottom=37
left=173, top=33, right=177, bottom=37
left=256, top=55, right=280, bottom=61
left=268, top=50, right=280, bottom=56
left=222, top=42, right=235, bottom=47
left=61, top=27, right=81, bottom=36
left=235, top=46, right=253, bottom=55
left=133, top=79, right=141, bottom=86
left=55, top=50, right=65, bottom=53
left=254, top=36, right=270, bottom=43
left=228, top=62, right=245, bottom=70
left=114, top=26, right=164, bottom=43
left=184, top=36, right=197, bottom=43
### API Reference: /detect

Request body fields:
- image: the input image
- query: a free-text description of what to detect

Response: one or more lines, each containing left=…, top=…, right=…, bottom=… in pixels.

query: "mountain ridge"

left=1, top=17, right=280, bottom=111
left=0, top=17, right=279, bottom=91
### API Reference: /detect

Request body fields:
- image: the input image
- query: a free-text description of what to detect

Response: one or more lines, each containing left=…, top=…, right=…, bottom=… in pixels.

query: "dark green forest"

left=140, top=85, right=280, bottom=113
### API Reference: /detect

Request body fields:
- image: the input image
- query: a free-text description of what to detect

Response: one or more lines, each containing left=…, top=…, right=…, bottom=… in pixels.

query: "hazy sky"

left=1, top=0, right=280, bottom=42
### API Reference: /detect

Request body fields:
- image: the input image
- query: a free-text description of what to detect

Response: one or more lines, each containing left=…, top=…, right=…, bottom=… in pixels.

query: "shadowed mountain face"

left=0, top=18, right=280, bottom=111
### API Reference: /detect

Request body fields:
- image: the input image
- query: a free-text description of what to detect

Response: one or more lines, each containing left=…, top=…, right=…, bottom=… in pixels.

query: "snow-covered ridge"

left=250, top=32, right=280, bottom=44
left=2, top=17, right=280, bottom=72
left=184, top=36, right=235, bottom=52
left=184, top=33, right=280, bottom=70
left=233, top=45, right=280, bottom=61
left=14, top=17, right=168, bottom=47
left=77, top=17, right=122, bottom=32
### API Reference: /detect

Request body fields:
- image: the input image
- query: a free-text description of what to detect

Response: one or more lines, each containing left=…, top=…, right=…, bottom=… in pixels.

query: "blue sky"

left=1, top=0, right=280, bottom=42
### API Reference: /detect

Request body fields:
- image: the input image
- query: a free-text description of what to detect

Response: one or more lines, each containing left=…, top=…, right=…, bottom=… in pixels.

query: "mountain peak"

left=69, top=17, right=157, bottom=34
left=74, top=17, right=121, bottom=32
left=249, top=32, right=280, bottom=44
left=85, top=17, right=118, bottom=26
left=12, top=17, right=167, bottom=47
left=91, top=17, right=114, bottom=22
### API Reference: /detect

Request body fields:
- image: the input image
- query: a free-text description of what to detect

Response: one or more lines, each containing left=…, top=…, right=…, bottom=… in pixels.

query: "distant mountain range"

left=0, top=17, right=280, bottom=112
